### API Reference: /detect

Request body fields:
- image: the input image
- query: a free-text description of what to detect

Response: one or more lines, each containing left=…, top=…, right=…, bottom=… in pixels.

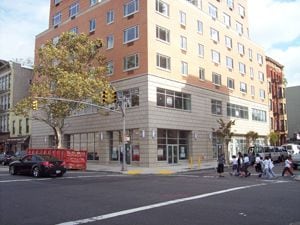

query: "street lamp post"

left=121, top=97, right=127, bottom=171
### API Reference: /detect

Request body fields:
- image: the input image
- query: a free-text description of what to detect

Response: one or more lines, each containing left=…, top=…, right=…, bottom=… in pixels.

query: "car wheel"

left=32, top=167, right=40, bottom=178
left=9, top=166, right=16, bottom=175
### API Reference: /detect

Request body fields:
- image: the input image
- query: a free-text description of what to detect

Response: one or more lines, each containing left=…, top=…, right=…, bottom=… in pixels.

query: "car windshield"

left=38, top=155, right=59, bottom=161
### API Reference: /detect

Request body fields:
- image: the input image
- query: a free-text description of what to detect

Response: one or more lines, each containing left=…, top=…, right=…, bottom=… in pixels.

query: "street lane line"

left=0, top=174, right=124, bottom=183
left=56, top=183, right=266, bottom=225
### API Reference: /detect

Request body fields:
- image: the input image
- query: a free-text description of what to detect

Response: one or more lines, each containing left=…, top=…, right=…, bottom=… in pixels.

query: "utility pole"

left=119, top=96, right=127, bottom=171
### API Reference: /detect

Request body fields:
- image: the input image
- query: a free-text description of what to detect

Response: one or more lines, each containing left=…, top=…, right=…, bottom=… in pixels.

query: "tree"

left=245, top=131, right=259, bottom=148
left=212, top=119, right=235, bottom=164
left=269, top=132, right=279, bottom=146
left=12, top=32, right=113, bottom=149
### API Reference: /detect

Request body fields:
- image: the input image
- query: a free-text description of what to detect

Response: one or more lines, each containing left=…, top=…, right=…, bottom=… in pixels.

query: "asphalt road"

left=0, top=165, right=299, bottom=225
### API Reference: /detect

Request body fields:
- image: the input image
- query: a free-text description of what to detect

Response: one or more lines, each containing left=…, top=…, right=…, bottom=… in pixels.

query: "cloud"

left=0, top=0, right=49, bottom=61
left=248, top=0, right=300, bottom=87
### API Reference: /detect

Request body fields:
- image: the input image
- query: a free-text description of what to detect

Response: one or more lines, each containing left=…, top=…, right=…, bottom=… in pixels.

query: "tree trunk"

left=224, top=141, right=230, bottom=165
left=52, top=126, right=63, bottom=149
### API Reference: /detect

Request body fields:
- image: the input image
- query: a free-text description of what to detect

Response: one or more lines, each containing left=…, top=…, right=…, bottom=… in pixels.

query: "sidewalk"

left=86, top=160, right=218, bottom=175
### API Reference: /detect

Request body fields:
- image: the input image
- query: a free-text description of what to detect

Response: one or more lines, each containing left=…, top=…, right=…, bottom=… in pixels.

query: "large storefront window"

left=157, top=129, right=189, bottom=162
left=109, top=129, right=140, bottom=163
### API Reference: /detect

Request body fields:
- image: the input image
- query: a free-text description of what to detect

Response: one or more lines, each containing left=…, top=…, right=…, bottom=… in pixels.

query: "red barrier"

left=27, top=149, right=87, bottom=170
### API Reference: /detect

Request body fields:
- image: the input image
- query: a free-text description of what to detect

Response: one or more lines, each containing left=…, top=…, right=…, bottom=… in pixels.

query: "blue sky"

left=0, top=0, right=299, bottom=87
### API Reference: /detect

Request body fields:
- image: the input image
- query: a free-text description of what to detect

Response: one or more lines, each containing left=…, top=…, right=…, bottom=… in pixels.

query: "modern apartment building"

left=266, top=56, right=287, bottom=145
left=286, top=86, right=300, bottom=142
left=0, top=60, right=33, bottom=153
left=33, top=0, right=269, bottom=167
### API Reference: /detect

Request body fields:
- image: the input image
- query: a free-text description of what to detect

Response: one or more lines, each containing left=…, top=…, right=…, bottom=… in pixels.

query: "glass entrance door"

left=167, top=145, right=178, bottom=164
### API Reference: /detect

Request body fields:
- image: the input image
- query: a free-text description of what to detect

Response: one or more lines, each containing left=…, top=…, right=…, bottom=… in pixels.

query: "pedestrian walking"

left=230, top=155, right=238, bottom=176
left=243, top=153, right=251, bottom=177
left=268, top=158, right=276, bottom=178
left=261, top=156, right=272, bottom=179
left=217, top=153, right=225, bottom=177
left=237, top=152, right=243, bottom=176
left=255, top=154, right=262, bottom=173
left=282, top=155, right=294, bottom=177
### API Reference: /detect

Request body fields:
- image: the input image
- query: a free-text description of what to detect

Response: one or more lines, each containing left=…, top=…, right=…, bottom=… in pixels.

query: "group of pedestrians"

left=217, top=151, right=295, bottom=179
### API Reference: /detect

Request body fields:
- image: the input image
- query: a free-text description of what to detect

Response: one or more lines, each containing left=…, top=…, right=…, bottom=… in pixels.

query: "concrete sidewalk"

left=86, top=160, right=218, bottom=175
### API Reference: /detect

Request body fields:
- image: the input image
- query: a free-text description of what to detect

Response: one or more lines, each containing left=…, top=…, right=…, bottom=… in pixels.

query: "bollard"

left=198, top=157, right=201, bottom=169
left=189, top=157, right=193, bottom=169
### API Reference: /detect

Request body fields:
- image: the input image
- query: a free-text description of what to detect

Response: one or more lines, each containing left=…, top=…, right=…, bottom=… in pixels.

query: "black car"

left=9, top=154, right=66, bottom=177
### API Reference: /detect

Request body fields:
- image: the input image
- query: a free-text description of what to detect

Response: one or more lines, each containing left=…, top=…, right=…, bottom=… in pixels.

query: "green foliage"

left=12, top=32, right=112, bottom=148
left=246, top=131, right=259, bottom=146
left=269, top=132, right=279, bottom=146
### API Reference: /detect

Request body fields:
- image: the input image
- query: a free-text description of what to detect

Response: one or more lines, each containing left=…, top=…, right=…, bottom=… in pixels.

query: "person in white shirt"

left=255, top=154, right=262, bottom=173
left=268, top=158, right=276, bottom=178
left=262, top=156, right=272, bottom=179
left=243, top=153, right=251, bottom=177
left=282, top=156, right=294, bottom=177
left=230, top=155, right=238, bottom=176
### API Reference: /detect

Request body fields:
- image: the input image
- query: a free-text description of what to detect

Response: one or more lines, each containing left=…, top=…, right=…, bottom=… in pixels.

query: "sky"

left=0, top=0, right=299, bottom=87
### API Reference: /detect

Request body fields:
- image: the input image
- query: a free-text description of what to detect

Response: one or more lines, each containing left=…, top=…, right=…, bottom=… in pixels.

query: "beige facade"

left=33, top=0, right=269, bottom=167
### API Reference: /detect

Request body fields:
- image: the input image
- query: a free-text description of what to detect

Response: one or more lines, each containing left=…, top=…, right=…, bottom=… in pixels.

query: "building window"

left=210, top=28, right=219, bottom=42
left=211, top=99, right=222, bottom=115
left=156, top=88, right=191, bottom=111
left=252, top=109, right=266, bottom=122
left=238, top=43, right=244, bottom=55
left=208, top=3, right=218, bottom=19
left=156, top=0, right=169, bottom=16
left=226, top=56, right=233, bottom=70
left=225, top=36, right=232, bottom=49
left=211, top=50, right=220, bottom=64
left=70, top=27, right=78, bottom=34
left=19, top=119, right=22, bottom=135
left=238, top=4, right=245, bottom=18
left=53, top=12, right=62, bottom=27
left=236, top=21, right=243, bottom=35
left=180, top=36, right=187, bottom=50
left=199, top=67, right=205, bottom=80
left=90, top=0, right=98, bottom=6
left=12, top=120, right=15, bottom=135
left=123, top=25, right=139, bottom=44
left=223, top=13, right=231, bottom=27
left=156, top=53, right=171, bottom=70
left=239, top=62, right=246, bottom=75
left=227, top=0, right=234, bottom=9
left=251, top=85, right=255, bottom=96
left=181, top=61, right=188, bottom=75
left=227, top=78, right=235, bottom=89
left=106, top=10, right=114, bottom=24
left=106, top=35, right=114, bottom=49
left=248, top=48, right=253, bottom=60
left=197, top=20, right=203, bottom=34
left=259, top=89, right=266, bottom=99
left=198, top=44, right=204, bottom=57
left=212, top=72, right=221, bottom=86
left=227, top=103, right=249, bottom=119
left=107, top=61, right=114, bottom=75
left=123, top=54, right=139, bottom=71
left=69, top=2, right=79, bottom=18
left=54, top=0, right=62, bottom=5
left=257, top=54, right=263, bottom=65
left=156, top=25, right=170, bottom=43
left=179, top=11, right=186, bottom=26
left=118, top=88, right=139, bottom=107
left=89, top=19, right=96, bottom=32
left=258, top=71, right=264, bottom=81
left=26, top=118, right=29, bottom=133
left=240, top=82, right=247, bottom=93
left=124, top=0, right=139, bottom=17
left=250, top=67, right=254, bottom=79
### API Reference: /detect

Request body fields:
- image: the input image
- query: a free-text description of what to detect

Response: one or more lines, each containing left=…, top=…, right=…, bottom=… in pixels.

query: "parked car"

left=292, top=153, right=300, bottom=170
left=9, top=154, right=66, bottom=177
left=281, top=144, right=300, bottom=155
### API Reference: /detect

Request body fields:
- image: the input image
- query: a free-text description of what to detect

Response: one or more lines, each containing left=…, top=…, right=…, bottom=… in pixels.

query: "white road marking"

left=56, top=183, right=267, bottom=225
left=0, top=174, right=124, bottom=183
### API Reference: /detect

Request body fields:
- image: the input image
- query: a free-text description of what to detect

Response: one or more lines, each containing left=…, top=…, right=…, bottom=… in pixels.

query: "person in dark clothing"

left=217, top=153, right=225, bottom=177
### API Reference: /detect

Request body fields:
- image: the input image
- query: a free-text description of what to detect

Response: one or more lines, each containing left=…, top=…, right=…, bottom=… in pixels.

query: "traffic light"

left=110, top=90, right=117, bottom=104
left=32, top=100, right=38, bottom=110
left=102, top=90, right=109, bottom=104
